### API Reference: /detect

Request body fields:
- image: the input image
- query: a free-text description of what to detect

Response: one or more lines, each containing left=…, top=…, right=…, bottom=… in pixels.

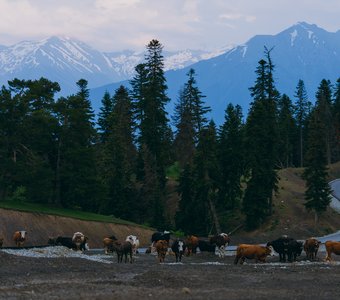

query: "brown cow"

left=111, top=240, right=133, bottom=263
left=103, top=237, right=117, bottom=254
left=185, top=235, right=199, bottom=256
left=304, top=238, right=321, bottom=261
left=325, top=240, right=340, bottom=261
left=234, top=244, right=274, bottom=264
left=13, top=231, right=27, bottom=247
left=155, top=240, right=168, bottom=263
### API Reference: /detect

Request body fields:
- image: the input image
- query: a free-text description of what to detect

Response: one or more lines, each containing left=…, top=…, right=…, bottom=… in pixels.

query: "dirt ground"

left=1, top=249, right=340, bottom=300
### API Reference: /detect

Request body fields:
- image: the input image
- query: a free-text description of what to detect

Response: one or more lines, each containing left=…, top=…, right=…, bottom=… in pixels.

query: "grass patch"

left=0, top=201, right=148, bottom=228
left=166, top=161, right=181, bottom=180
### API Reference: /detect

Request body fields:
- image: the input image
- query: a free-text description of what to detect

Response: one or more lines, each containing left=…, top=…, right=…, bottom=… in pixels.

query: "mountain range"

left=0, top=36, right=227, bottom=95
left=1, top=22, right=340, bottom=125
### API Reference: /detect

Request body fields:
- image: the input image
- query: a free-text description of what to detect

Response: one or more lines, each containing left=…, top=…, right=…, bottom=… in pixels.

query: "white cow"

left=126, top=235, right=140, bottom=255
left=72, top=232, right=89, bottom=251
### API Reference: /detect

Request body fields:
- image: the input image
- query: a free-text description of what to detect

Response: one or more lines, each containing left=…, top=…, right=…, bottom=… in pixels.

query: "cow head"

left=267, top=245, right=275, bottom=256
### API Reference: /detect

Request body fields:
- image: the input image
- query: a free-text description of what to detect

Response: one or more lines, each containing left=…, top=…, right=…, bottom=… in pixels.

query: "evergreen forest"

left=1, top=40, right=339, bottom=235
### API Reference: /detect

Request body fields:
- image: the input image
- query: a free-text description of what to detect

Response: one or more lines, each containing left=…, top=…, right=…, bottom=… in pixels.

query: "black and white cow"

left=171, top=239, right=186, bottom=262
left=72, top=232, right=89, bottom=251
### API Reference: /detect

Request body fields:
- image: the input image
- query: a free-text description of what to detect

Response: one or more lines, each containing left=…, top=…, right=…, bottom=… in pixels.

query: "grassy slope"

left=231, top=163, right=340, bottom=244
left=0, top=201, right=146, bottom=227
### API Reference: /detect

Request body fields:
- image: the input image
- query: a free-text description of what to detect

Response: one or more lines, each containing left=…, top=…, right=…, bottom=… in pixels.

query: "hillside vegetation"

left=229, top=163, right=340, bottom=244
left=1, top=164, right=340, bottom=248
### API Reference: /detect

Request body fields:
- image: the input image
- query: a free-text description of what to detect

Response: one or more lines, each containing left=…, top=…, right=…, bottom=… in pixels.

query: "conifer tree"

left=277, top=94, right=297, bottom=168
left=303, top=106, right=332, bottom=224
left=130, top=40, right=171, bottom=227
left=99, top=86, right=137, bottom=220
left=175, top=163, right=195, bottom=233
left=217, top=103, right=244, bottom=211
left=57, top=79, right=100, bottom=211
left=332, top=78, right=340, bottom=161
left=315, top=79, right=333, bottom=164
left=243, top=50, right=280, bottom=229
left=172, top=68, right=210, bottom=168
left=97, top=91, right=113, bottom=143
left=294, top=79, right=310, bottom=167
left=191, top=121, right=219, bottom=235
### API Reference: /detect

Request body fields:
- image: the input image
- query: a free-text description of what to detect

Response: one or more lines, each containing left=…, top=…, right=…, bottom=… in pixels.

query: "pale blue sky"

left=0, top=0, right=339, bottom=51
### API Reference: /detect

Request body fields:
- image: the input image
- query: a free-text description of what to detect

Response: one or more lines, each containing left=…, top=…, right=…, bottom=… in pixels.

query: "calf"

left=126, top=235, right=140, bottom=255
left=171, top=239, right=186, bottom=262
left=155, top=240, right=168, bottom=263
left=304, top=238, right=321, bottom=261
left=103, top=236, right=118, bottom=254
left=13, top=231, right=27, bottom=247
left=325, top=240, right=340, bottom=261
left=111, top=240, right=133, bottom=263
left=234, top=244, right=274, bottom=264
left=185, top=235, right=199, bottom=255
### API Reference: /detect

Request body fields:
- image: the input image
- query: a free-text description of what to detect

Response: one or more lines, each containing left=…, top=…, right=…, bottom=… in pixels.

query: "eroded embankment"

left=0, top=208, right=154, bottom=248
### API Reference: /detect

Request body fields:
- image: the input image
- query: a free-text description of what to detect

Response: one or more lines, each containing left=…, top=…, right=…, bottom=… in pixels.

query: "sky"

left=0, top=0, right=339, bottom=52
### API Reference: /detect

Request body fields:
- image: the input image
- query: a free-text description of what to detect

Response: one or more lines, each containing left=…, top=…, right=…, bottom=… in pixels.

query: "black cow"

left=151, top=231, right=171, bottom=243
left=171, top=239, right=186, bottom=262
left=267, top=236, right=302, bottom=262
left=287, top=239, right=303, bottom=262
left=49, top=236, right=88, bottom=251
left=267, top=236, right=292, bottom=262
left=198, top=240, right=216, bottom=252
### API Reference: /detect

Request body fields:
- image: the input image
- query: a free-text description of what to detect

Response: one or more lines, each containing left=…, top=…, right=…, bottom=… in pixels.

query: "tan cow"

left=155, top=240, right=168, bottom=263
left=304, top=238, right=321, bottom=261
left=325, top=240, right=340, bottom=261
left=185, top=235, right=199, bottom=256
left=103, top=236, right=117, bottom=254
left=13, top=231, right=27, bottom=247
left=234, top=244, right=274, bottom=264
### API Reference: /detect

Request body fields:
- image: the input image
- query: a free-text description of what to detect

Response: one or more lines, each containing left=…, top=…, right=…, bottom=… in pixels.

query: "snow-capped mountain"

left=91, top=22, right=340, bottom=125
left=0, top=36, right=224, bottom=94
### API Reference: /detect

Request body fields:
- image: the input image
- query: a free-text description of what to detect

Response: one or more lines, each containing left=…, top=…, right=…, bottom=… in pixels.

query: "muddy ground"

left=1, top=248, right=340, bottom=300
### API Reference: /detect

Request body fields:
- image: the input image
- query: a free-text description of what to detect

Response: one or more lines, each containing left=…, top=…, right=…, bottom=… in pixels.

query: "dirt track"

left=1, top=248, right=340, bottom=299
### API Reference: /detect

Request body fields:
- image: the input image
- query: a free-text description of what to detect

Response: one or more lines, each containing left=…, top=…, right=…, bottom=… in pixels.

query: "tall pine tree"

left=243, top=50, right=280, bottom=229
left=303, top=105, right=332, bottom=224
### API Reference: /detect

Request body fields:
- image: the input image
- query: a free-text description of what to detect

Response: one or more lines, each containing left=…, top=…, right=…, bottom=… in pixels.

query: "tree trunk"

left=314, top=211, right=318, bottom=227
left=208, top=191, right=221, bottom=234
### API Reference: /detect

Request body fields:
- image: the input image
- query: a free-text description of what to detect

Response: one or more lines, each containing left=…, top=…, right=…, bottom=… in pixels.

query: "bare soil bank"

left=0, top=208, right=155, bottom=248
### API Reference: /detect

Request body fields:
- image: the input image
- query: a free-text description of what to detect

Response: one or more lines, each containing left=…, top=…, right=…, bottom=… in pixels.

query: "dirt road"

left=1, top=248, right=340, bottom=299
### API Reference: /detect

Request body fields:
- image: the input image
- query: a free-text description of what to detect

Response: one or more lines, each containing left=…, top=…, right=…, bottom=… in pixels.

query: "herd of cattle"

left=1, top=230, right=340, bottom=264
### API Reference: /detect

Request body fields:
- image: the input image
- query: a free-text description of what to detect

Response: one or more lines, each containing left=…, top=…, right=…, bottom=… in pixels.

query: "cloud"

left=0, top=0, right=338, bottom=51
